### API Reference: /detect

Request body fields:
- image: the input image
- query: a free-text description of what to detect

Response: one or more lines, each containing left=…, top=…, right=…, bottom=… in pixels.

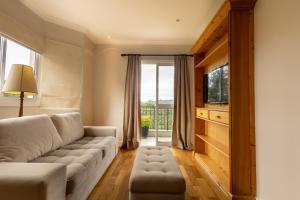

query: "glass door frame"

left=155, top=63, right=174, bottom=146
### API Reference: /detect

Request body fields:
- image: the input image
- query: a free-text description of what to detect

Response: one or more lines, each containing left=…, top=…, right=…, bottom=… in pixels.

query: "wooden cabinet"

left=192, top=1, right=256, bottom=200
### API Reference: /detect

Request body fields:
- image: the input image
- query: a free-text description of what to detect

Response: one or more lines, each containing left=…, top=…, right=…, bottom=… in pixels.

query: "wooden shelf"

left=196, top=134, right=229, bottom=157
left=197, top=117, right=229, bottom=127
left=195, top=38, right=228, bottom=68
left=194, top=153, right=230, bottom=193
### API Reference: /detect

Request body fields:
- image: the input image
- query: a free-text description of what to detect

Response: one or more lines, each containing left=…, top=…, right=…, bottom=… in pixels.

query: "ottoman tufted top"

left=129, top=146, right=186, bottom=194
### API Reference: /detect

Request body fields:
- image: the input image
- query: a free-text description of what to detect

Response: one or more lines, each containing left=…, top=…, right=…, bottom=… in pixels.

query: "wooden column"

left=228, top=0, right=256, bottom=199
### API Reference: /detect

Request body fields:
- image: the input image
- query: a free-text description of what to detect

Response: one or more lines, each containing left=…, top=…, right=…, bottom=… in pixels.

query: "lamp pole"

left=19, top=91, right=24, bottom=117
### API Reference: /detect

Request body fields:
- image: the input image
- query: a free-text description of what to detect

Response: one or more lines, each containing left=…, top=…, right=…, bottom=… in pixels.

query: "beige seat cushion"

left=50, top=112, right=84, bottom=145
left=63, top=135, right=114, bottom=150
left=62, top=136, right=117, bottom=165
left=0, top=115, right=63, bottom=162
left=31, top=148, right=102, bottom=195
left=129, top=147, right=186, bottom=194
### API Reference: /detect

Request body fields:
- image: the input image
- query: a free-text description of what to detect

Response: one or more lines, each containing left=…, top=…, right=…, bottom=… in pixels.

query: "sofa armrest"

left=84, top=126, right=117, bottom=137
left=0, top=163, right=67, bottom=200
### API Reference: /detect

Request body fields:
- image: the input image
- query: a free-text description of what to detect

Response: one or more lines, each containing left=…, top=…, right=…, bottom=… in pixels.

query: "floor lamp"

left=1, top=64, right=38, bottom=117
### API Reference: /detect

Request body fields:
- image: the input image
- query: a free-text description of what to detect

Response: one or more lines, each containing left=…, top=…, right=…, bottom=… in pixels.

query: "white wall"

left=94, top=44, right=194, bottom=145
left=255, top=0, right=300, bottom=199
left=94, top=47, right=127, bottom=145
left=81, top=39, right=95, bottom=125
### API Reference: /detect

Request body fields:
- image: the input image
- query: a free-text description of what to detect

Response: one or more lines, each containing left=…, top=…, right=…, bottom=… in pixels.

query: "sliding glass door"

left=156, top=65, right=174, bottom=145
left=141, top=63, right=174, bottom=146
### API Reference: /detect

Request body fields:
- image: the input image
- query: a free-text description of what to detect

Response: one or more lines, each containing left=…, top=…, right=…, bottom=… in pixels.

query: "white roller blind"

left=40, top=39, right=83, bottom=108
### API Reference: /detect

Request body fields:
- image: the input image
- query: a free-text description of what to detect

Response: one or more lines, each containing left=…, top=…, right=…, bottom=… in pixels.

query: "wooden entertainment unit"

left=192, top=1, right=256, bottom=200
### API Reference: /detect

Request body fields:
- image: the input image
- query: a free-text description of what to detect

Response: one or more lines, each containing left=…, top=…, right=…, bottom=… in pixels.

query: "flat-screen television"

left=203, top=64, right=229, bottom=104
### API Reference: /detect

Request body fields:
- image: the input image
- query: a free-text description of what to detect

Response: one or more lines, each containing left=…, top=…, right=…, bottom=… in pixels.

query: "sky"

left=141, top=64, right=174, bottom=102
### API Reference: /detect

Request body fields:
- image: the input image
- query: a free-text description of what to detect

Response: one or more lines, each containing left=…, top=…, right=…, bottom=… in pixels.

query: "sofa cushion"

left=50, top=112, right=84, bottom=145
left=0, top=115, right=63, bottom=162
left=62, top=136, right=114, bottom=149
left=62, top=136, right=116, bottom=158
left=31, top=148, right=102, bottom=195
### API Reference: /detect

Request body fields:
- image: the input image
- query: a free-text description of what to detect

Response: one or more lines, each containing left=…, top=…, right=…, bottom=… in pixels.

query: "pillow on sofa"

left=50, top=112, right=84, bottom=145
left=0, top=115, right=63, bottom=162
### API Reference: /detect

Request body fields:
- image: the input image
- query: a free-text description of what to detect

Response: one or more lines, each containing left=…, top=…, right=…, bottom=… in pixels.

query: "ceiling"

left=20, top=0, right=224, bottom=45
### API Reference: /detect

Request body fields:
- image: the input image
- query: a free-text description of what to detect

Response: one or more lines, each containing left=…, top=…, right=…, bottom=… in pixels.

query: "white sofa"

left=0, top=112, right=117, bottom=200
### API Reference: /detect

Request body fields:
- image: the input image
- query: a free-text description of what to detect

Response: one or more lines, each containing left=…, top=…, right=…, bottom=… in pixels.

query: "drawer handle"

left=200, top=113, right=203, bottom=115
left=216, top=115, right=221, bottom=119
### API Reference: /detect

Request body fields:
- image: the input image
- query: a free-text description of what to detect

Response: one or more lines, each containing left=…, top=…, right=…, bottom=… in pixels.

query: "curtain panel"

left=172, top=55, right=193, bottom=150
left=122, top=55, right=141, bottom=149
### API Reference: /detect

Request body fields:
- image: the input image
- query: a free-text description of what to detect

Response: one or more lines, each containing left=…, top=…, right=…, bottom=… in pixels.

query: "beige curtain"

left=122, top=55, right=141, bottom=149
left=172, top=55, right=193, bottom=150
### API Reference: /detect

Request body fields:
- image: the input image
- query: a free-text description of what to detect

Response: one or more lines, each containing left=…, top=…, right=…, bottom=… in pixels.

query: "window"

left=0, top=36, right=40, bottom=100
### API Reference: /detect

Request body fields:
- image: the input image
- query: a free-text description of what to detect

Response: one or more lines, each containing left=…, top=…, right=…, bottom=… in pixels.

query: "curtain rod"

left=121, top=54, right=194, bottom=57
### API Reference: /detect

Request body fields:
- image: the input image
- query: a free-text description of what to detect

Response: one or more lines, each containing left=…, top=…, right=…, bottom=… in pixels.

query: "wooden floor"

left=88, top=148, right=219, bottom=200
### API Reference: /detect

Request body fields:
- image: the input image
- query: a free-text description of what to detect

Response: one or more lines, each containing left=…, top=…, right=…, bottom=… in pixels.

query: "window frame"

left=0, top=35, right=41, bottom=106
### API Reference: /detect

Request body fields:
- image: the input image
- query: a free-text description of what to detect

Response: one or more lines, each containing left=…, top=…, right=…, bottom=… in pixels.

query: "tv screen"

left=204, top=64, right=228, bottom=104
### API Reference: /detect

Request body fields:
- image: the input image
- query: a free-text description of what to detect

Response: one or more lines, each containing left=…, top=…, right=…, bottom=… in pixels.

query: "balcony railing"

left=141, top=104, right=173, bottom=131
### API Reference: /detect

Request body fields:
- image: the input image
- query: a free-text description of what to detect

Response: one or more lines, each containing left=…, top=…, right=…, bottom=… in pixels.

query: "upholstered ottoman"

left=129, top=146, right=186, bottom=200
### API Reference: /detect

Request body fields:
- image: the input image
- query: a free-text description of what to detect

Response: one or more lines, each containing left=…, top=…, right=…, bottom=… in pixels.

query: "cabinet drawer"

left=196, top=108, right=209, bottom=119
left=209, top=110, right=229, bottom=124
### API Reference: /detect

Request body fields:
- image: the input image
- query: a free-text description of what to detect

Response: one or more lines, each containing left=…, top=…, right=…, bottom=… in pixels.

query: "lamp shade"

left=1, top=64, right=38, bottom=95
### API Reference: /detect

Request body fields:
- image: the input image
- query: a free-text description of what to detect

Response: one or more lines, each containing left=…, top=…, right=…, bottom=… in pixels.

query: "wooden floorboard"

left=88, top=148, right=220, bottom=200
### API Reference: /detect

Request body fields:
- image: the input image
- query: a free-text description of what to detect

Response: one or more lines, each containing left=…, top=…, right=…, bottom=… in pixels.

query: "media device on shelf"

left=203, top=63, right=228, bottom=104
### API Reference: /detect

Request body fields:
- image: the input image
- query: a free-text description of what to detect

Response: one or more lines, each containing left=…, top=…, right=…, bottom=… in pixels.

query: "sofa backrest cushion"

left=0, top=115, right=63, bottom=162
left=50, top=112, right=84, bottom=145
